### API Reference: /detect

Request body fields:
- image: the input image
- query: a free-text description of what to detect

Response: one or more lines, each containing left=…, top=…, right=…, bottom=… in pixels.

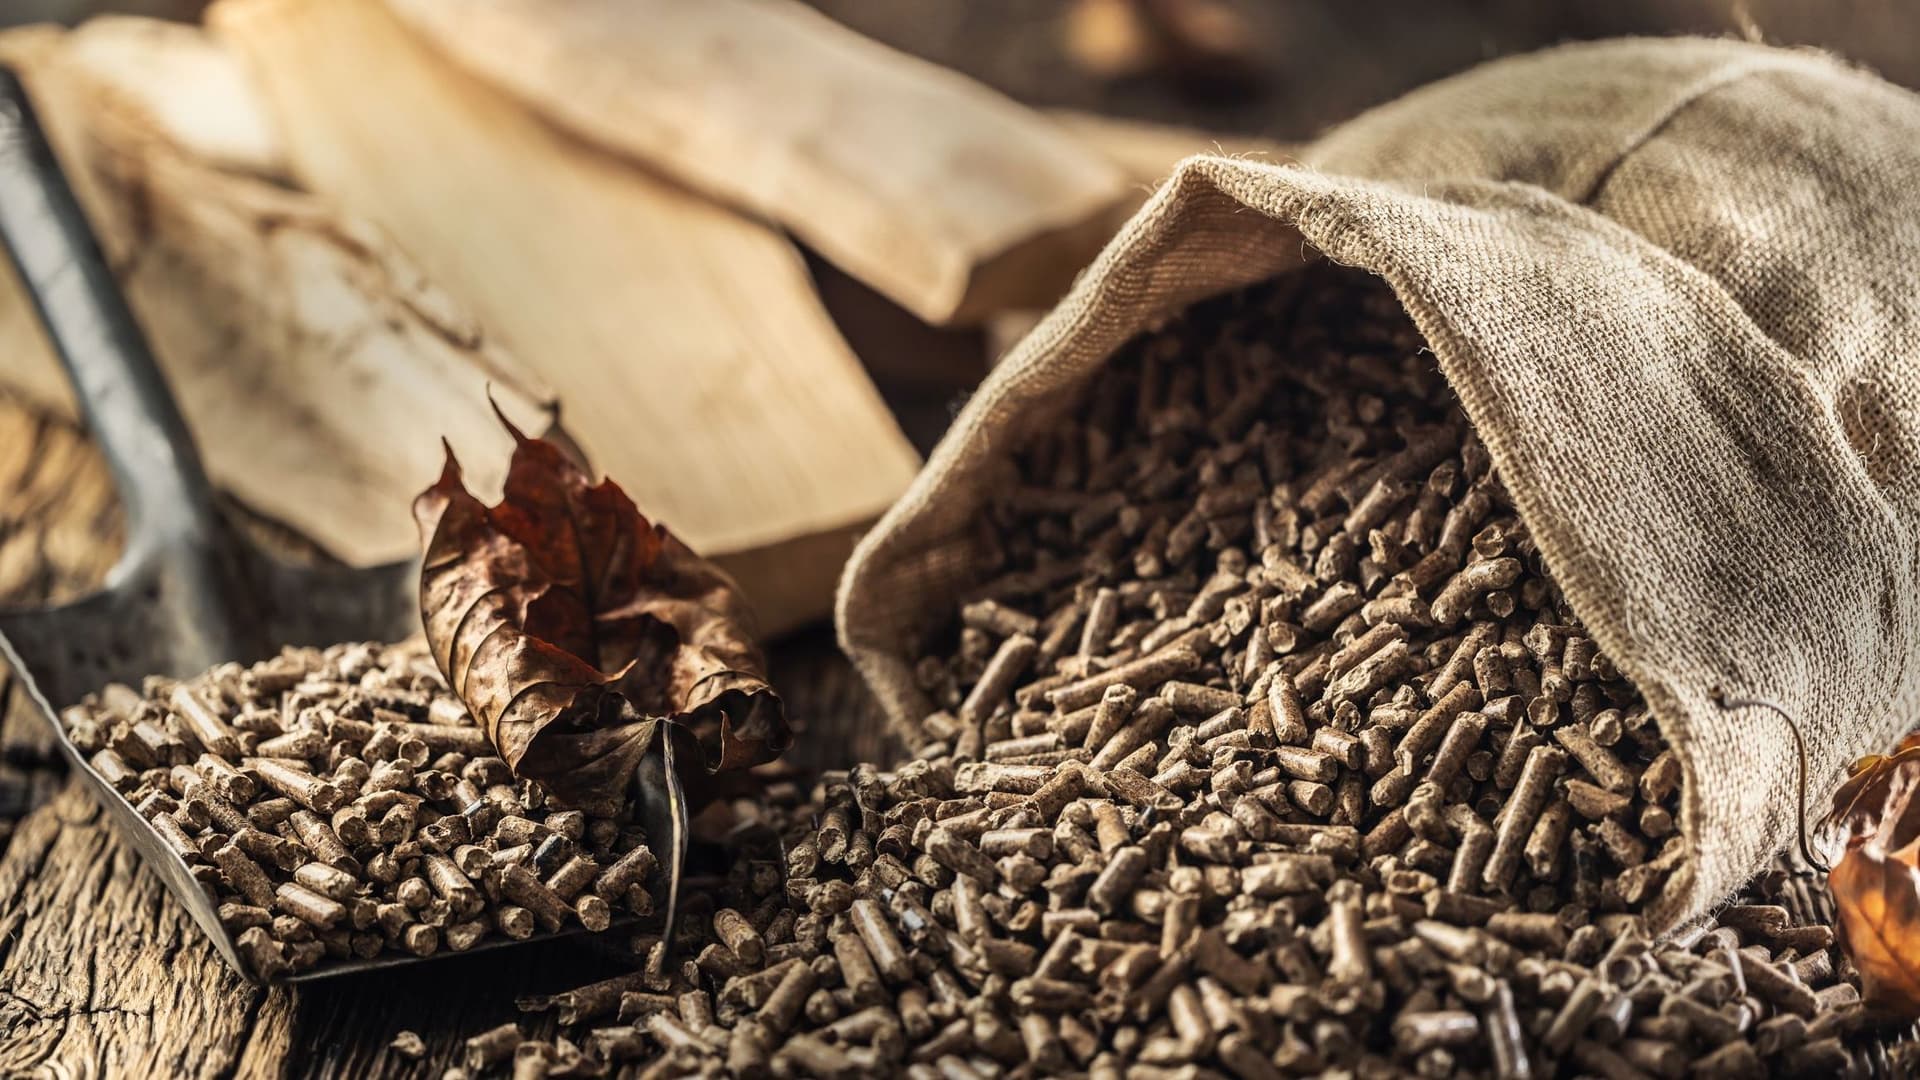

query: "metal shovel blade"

left=0, top=68, right=677, bottom=981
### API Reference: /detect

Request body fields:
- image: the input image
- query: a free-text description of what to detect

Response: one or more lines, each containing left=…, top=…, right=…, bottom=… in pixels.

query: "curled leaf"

left=1830, top=765, right=1920, bottom=1016
left=412, top=409, right=789, bottom=814
left=1831, top=732, right=1920, bottom=842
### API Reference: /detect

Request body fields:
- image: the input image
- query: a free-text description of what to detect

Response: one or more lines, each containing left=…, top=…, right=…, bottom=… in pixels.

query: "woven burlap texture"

left=837, top=37, right=1920, bottom=928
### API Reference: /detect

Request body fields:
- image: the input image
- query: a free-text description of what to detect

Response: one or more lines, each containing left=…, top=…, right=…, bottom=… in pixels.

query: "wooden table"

left=0, top=392, right=894, bottom=1077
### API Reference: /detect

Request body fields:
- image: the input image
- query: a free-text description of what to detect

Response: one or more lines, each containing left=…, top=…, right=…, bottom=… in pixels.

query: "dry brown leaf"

left=413, top=409, right=789, bottom=814
left=1830, top=762, right=1920, bottom=1016
left=1832, top=731, right=1920, bottom=840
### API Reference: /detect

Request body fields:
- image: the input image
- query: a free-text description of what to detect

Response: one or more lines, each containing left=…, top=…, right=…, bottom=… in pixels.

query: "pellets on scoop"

left=61, top=639, right=658, bottom=977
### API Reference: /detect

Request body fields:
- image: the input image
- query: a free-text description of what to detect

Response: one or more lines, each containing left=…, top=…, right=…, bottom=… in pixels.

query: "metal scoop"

left=0, top=69, right=683, bottom=981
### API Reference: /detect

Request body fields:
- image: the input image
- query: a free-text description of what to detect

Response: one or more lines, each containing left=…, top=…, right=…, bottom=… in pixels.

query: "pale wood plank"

left=384, top=0, right=1130, bottom=327
left=214, top=0, right=922, bottom=634
left=61, top=15, right=287, bottom=178
left=0, top=23, right=558, bottom=568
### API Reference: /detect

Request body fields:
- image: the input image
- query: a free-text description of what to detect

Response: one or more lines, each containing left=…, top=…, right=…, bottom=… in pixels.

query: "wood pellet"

left=43, top=264, right=1872, bottom=1074
left=441, top=269, right=1894, bottom=1077
left=59, top=639, right=658, bottom=977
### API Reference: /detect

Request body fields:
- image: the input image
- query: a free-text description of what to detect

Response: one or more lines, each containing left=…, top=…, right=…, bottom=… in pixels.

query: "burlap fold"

left=837, top=37, right=1920, bottom=928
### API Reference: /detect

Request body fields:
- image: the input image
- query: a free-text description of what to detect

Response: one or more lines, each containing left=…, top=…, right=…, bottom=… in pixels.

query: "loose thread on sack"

left=1708, top=686, right=1829, bottom=873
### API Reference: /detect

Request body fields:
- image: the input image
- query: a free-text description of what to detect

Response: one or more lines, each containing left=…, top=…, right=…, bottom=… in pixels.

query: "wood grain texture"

left=0, top=398, right=121, bottom=844
left=213, top=0, right=922, bottom=637
left=385, top=0, right=1130, bottom=327
left=0, top=21, right=558, bottom=568
left=0, top=395, right=285, bottom=1078
left=0, top=25, right=75, bottom=426
left=58, top=14, right=286, bottom=178
left=0, top=781, right=293, bottom=1079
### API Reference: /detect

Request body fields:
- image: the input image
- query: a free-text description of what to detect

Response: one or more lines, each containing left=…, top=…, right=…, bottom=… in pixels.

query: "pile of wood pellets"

left=60, top=640, right=657, bottom=976
left=440, top=268, right=1895, bottom=1078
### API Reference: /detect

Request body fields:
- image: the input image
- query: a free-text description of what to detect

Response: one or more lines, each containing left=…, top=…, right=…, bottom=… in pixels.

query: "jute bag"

left=836, top=37, right=1920, bottom=928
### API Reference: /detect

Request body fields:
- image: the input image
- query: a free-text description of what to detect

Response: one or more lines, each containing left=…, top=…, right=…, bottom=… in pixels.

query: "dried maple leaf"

left=1718, top=694, right=1920, bottom=1018
left=1832, top=731, right=1920, bottom=841
left=412, top=409, right=789, bottom=816
left=1830, top=764, right=1920, bottom=1016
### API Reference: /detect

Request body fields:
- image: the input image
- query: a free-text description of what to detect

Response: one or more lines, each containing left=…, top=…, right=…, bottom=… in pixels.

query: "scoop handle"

left=0, top=66, right=243, bottom=669
left=0, top=67, right=220, bottom=555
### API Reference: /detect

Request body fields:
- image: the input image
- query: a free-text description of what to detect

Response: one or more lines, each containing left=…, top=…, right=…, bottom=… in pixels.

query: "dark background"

left=11, top=0, right=1918, bottom=140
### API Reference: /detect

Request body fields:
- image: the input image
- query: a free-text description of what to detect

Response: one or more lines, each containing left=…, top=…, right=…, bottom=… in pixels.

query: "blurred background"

left=9, top=0, right=1920, bottom=137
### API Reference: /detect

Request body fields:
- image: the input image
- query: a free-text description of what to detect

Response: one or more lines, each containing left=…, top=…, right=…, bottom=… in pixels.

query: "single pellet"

left=594, top=843, right=656, bottom=900
left=294, top=861, right=359, bottom=902
left=211, top=843, right=277, bottom=908
left=1326, top=897, right=1370, bottom=984
left=1392, top=1010, right=1480, bottom=1054
left=170, top=684, right=242, bottom=759
left=1483, top=746, right=1565, bottom=892
left=1552, top=723, right=1635, bottom=796
left=1264, top=673, right=1310, bottom=745
left=1523, top=800, right=1575, bottom=880
left=465, top=1023, right=525, bottom=1070
left=849, top=899, right=911, bottom=984
left=1424, top=711, right=1487, bottom=789
left=251, top=759, right=344, bottom=813
left=1446, top=825, right=1496, bottom=896
left=1046, top=645, right=1200, bottom=711
left=959, top=634, right=1037, bottom=727
left=1088, top=847, right=1150, bottom=915
left=498, top=864, right=573, bottom=932
left=758, top=960, right=816, bottom=1035
left=1735, top=951, right=1819, bottom=1018
left=1430, top=558, right=1522, bottom=626
left=287, top=811, right=359, bottom=874
left=1078, top=588, right=1120, bottom=658
left=275, top=882, right=346, bottom=930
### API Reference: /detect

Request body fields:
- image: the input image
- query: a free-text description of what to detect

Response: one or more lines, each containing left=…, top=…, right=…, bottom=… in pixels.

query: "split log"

left=0, top=398, right=120, bottom=842
left=0, top=22, right=556, bottom=569
left=382, top=0, right=1131, bottom=326
left=0, top=27, right=71, bottom=421
left=57, top=14, right=286, bottom=178
left=214, top=0, right=923, bottom=634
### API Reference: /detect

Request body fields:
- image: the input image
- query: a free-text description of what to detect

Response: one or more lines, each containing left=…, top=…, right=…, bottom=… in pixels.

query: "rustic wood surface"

left=0, top=392, right=891, bottom=1077
left=383, top=0, right=1129, bottom=327
left=0, top=394, right=118, bottom=842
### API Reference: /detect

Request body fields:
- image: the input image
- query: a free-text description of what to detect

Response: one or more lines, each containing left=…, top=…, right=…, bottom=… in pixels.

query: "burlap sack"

left=836, top=37, right=1920, bottom=928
